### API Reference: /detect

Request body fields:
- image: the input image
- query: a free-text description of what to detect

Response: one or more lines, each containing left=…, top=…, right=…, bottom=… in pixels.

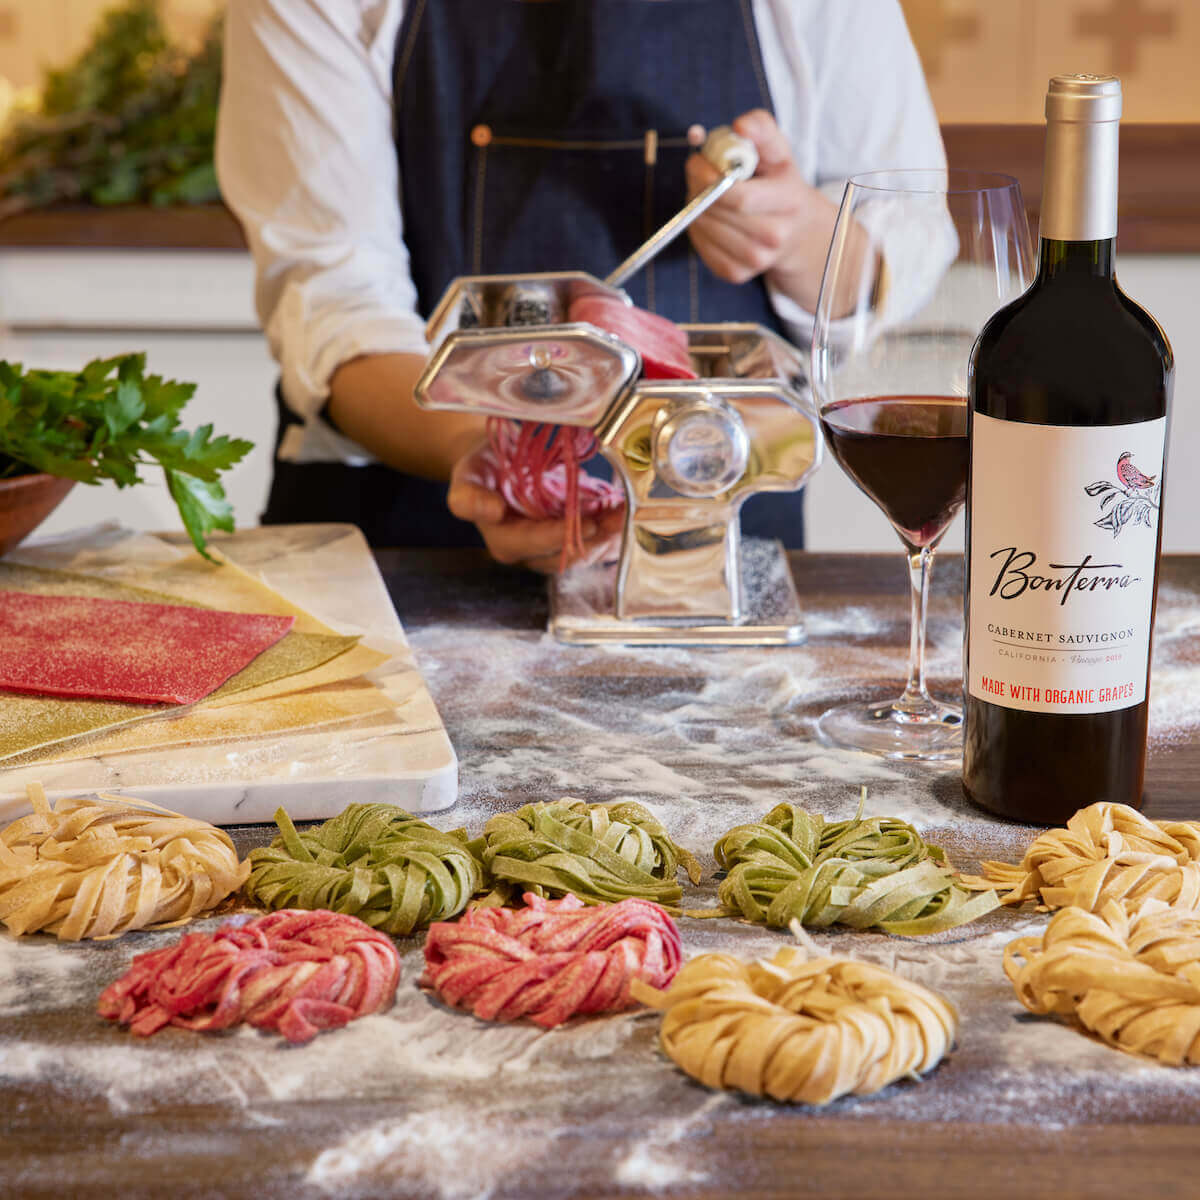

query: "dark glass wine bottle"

left=963, top=74, right=1174, bottom=824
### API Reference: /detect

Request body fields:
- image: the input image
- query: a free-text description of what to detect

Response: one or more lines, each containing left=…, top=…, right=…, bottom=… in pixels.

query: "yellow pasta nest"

left=0, top=783, right=248, bottom=939
left=633, top=944, right=958, bottom=1105
left=1005, top=898, right=1200, bottom=1066
left=968, top=802, right=1200, bottom=915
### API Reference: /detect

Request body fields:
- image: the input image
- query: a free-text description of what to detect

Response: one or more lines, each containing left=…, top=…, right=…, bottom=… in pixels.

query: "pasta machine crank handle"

left=604, top=126, right=758, bottom=290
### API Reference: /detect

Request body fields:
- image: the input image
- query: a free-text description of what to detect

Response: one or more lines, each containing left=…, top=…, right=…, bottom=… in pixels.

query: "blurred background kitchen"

left=0, top=0, right=1196, bottom=551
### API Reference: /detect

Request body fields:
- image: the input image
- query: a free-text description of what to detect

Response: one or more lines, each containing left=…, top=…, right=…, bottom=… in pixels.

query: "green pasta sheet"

left=713, top=797, right=999, bottom=936
left=245, top=804, right=485, bottom=936
left=481, top=799, right=703, bottom=909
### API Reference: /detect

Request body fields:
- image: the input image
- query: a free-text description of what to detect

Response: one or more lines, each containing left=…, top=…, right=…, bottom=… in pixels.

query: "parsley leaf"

left=0, top=354, right=252, bottom=561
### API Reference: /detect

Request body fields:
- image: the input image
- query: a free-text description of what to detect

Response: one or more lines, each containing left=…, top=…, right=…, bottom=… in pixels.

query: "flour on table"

left=613, top=1096, right=721, bottom=1192
left=8, top=561, right=1200, bottom=1196
left=0, top=935, right=91, bottom=1015
left=307, top=1109, right=551, bottom=1200
left=801, top=604, right=888, bottom=639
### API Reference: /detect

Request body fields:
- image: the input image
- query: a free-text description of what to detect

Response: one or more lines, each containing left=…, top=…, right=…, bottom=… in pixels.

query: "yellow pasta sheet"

left=20, top=679, right=397, bottom=765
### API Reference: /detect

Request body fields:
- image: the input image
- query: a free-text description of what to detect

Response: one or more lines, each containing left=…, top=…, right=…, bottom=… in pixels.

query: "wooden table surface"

left=4, top=549, right=1200, bottom=1200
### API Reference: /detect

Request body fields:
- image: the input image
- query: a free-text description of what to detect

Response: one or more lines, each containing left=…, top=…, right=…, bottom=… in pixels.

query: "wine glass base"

left=816, top=698, right=962, bottom=762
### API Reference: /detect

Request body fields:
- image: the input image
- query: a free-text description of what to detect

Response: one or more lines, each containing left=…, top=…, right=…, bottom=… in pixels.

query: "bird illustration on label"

left=1084, top=452, right=1160, bottom=537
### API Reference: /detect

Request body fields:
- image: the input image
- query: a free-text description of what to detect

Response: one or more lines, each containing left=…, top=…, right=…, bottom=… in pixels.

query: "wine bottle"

left=963, top=74, right=1174, bottom=824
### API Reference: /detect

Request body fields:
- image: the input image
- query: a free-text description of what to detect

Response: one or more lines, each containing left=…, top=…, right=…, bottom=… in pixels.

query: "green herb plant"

left=0, top=353, right=252, bottom=560
left=0, top=0, right=221, bottom=216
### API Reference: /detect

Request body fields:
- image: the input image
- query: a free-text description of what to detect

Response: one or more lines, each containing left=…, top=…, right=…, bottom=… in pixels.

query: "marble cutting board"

left=0, top=523, right=458, bottom=824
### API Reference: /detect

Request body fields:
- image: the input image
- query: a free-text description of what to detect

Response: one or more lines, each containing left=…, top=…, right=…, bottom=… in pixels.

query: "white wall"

left=1, top=247, right=1195, bottom=551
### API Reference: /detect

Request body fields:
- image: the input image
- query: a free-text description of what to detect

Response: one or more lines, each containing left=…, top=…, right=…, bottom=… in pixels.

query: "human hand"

left=447, top=445, right=625, bottom=574
left=685, top=109, right=840, bottom=312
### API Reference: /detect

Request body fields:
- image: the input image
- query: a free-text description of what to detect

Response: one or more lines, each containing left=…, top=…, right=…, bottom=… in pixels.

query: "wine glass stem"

left=896, top=546, right=937, bottom=717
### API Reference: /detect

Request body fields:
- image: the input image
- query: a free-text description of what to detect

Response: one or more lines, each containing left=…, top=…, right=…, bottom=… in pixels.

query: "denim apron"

left=264, top=0, right=805, bottom=548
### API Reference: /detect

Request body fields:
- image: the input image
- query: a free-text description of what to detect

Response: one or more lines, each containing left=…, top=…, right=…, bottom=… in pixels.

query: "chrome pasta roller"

left=591, top=327, right=819, bottom=639
left=420, top=272, right=636, bottom=426
left=414, top=129, right=823, bottom=646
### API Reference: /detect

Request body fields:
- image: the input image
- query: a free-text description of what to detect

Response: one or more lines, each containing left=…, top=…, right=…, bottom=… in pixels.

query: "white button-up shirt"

left=216, top=0, right=945, bottom=463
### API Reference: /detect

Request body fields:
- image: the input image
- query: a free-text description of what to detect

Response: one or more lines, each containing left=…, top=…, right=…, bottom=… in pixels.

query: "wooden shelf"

left=943, top=123, right=1200, bottom=254
left=0, top=203, right=246, bottom=249
left=0, top=125, right=1196, bottom=254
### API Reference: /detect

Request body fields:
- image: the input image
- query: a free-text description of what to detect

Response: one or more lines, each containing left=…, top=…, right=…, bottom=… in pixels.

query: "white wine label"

left=967, top=412, right=1166, bottom=713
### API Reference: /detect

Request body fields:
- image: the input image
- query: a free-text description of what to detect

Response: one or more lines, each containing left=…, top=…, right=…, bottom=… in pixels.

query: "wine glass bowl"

left=809, top=169, right=1034, bottom=761
left=818, top=394, right=967, bottom=552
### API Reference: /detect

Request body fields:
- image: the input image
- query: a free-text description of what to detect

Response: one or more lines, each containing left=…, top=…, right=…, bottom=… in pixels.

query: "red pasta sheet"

left=420, top=893, right=682, bottom=1028
left=567, top=295, right=698, bottom=381
left=98, top=910, right=401, bottom=1044
left=0, top=590, right=295, bottom=705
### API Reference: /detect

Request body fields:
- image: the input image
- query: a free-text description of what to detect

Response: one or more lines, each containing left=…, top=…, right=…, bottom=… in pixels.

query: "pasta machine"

left=415, top=271, right=821, bottom=644
left=414, top=128, right=822, bottom=645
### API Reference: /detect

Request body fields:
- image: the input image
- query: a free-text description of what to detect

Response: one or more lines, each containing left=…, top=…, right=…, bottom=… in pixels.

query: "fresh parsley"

left=0, top=353, right=253, bottom=561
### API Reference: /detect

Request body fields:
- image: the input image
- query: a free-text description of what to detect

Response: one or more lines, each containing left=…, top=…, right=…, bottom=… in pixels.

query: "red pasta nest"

left=98, top=909, right=401, bottom=1044
left=420, top=893, right=682, bottom=1028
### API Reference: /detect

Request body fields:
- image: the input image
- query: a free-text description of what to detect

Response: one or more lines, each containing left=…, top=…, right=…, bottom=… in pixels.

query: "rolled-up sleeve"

left=216, top=0, right=425, bottom=454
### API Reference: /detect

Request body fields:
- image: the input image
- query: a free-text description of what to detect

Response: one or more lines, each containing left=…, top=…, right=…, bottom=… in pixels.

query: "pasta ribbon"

left=713, top=797, right=997, bottom=935
left=966, top=801, right=1200, bottom=915
left=1004, top=898, right=1200, bottom=1065
left=421, top=892, right=682, bottom=1028
left=0, top=782, right=246, bottom=939
left=245, top=803, right=484, bottom=936
left=99, top=908, right=400, bottom=1043
left=480, top=798, right=702, bottom=909
left=633, top=942, right=958, bottom=1104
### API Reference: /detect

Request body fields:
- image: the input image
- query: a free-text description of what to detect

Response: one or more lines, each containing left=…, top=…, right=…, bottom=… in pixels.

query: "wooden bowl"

left=0, top=472, right=75, bottom=557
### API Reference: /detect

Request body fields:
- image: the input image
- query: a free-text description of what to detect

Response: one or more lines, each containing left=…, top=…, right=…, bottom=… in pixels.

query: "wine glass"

left=811, top=169, right=1034, bottom=760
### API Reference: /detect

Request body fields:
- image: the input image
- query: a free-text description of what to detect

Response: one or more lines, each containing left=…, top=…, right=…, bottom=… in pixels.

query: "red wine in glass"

left=819, top=395, right=968, bottom=551
left=805, top=168, right=1033, bottom=761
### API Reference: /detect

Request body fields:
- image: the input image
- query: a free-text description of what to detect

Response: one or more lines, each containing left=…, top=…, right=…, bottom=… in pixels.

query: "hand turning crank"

left=605, top=126, right=760, bottom=289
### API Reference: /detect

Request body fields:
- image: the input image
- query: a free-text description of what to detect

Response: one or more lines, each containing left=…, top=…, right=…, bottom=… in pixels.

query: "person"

left=216, top=0, right=945, bottom=571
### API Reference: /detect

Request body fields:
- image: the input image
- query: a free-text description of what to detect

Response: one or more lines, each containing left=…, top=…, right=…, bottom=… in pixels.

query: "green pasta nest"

left=481, top=798, right=703, bottom=909
left=714, top=798, right=998, bottom=936
left=245, top=804, right=485, bottom=936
